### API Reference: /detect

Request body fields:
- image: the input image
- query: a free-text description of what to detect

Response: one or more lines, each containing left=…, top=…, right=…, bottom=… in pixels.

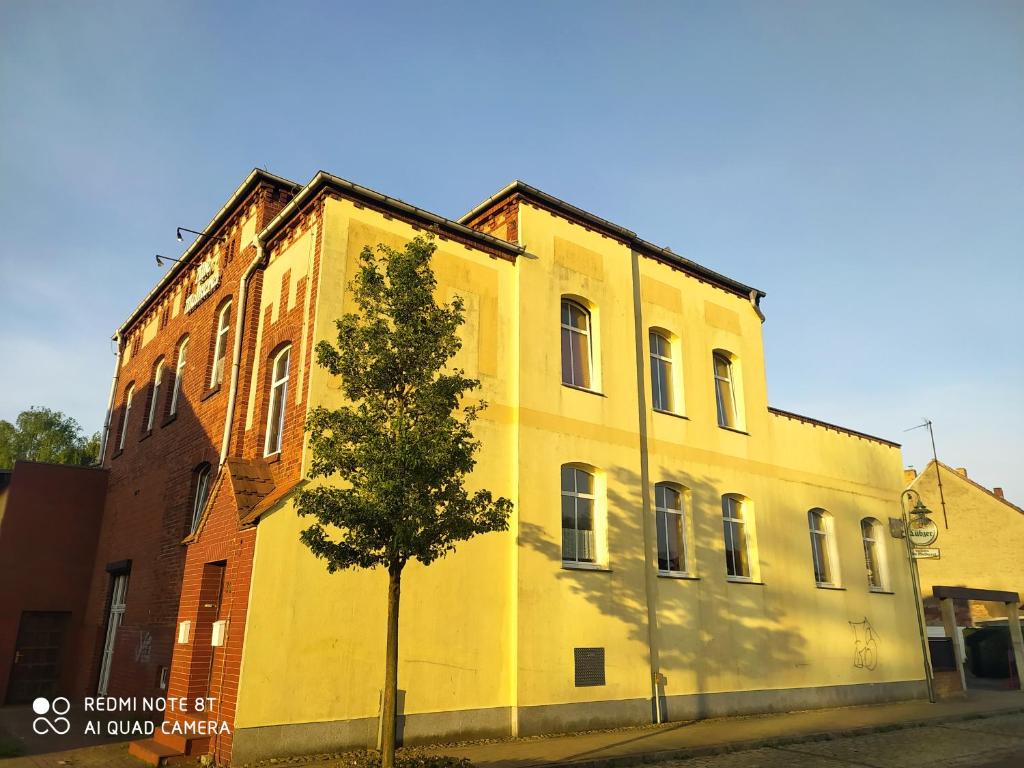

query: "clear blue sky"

left=1, top=1, right=1021, bottom=500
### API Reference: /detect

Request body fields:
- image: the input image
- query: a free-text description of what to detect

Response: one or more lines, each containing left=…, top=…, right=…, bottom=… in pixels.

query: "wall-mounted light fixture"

left=155, top=254, right=184, bottom=267
left=177, top=226, right=225, bottom=243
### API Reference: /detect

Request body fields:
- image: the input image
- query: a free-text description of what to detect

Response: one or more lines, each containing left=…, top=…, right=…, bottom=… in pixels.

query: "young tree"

left=0, top=407, right=100, bottom=469
left=296, top=236, right=512, bottom=768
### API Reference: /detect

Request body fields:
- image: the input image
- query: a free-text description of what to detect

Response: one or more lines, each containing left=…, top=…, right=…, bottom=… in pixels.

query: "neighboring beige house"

left=904, top=460, right=1024, bottom=693
left=906, top=460, right=1024, bottom=623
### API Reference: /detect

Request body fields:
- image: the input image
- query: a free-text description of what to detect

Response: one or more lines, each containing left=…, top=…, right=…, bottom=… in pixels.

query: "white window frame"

left=210, top=300, right=231, bottom=387
left=655, top=483, right=689, bottom=575
left=191, top=464, right=212, bottom=532
left=713, top=352, right=739, bottom=429
left=862, top=517, right=889, bottom=591
left=117, top=385, right=134, bottom=451
left=560, top=299, right=593, bottom=390
left=561, top=466, right=597, bottom=565
left=723, top=495, right=752, bottom=580
left=97, top=571, right=129, bottom=695
left=808, top=509, right=840, bottom=587
left=264, top=346, right=291, bottom=457
left=649, top=331, right=675, bottom=413
left=170, top=338, right=188, bottom=417
left=146, top=361, right=164, bottom=431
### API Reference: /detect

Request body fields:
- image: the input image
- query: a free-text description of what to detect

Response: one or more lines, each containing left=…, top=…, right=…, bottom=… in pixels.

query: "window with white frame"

left=655, top=483, right=688, bottom=574
left=722, top=495, right=751, bottom=579
left=808, top=509, right=839, bottom=586
left=146, top=360, right=164, bottom=431
left=713, top=351, right=739, bottom=429
left=210, top=300, right=232, bottom=387
left=560, top=299, right=593, bottom=389
left=861, top=517, right=888, bottom=590
left=649, top=331, right=675, bottom=413
left=169, top=338, right=188, bottom=417
left=561, top=466, right=595, bottom=564
left=117, top=385, right=134, bottom=451
left=264, top=345, right=291, bottom=456
left=191, top=463, right=212, bottom=532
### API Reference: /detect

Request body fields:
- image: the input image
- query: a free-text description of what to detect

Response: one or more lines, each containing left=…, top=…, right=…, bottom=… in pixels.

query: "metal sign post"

left=899, top=489, right=937, bottom=703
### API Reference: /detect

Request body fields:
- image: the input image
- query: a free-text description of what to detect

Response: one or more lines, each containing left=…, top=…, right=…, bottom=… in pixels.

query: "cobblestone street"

left=649, top=713, right=1024, bottom=768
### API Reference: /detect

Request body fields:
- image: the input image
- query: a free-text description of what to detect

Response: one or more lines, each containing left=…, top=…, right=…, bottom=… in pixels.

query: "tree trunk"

left=381, top=564, right=402, bottom=768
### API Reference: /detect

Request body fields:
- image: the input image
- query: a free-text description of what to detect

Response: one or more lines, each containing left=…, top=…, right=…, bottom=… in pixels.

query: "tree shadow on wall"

left=517, top=462, right=810, bottom=729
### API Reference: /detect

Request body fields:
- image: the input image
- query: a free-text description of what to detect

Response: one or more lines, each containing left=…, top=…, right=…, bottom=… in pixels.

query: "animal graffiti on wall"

left=849, top=617, right=879, bottom=670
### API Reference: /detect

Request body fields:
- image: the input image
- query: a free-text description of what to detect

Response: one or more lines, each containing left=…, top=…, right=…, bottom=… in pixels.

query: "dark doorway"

left=6, top=611, right=71, bottom=704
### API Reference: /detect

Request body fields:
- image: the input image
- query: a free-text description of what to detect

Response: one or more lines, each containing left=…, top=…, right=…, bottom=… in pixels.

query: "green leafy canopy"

left=0, top=407, right=99, bottom=469
left=296, top=236, right=512, bottom=573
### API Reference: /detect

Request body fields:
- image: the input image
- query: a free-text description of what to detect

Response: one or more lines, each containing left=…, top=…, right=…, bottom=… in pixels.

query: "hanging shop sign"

left=911, top=547, right=941, bottom=559
left=184, top=260, right=220, bottom=313
left=908, top=516, right=939, bottom=547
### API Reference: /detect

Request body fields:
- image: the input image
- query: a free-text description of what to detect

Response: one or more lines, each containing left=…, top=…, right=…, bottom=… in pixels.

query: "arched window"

left=117, top=385, right=134, bottom=451
left=170, top=337, right=188, bottom=417
left=210, top=300, right=232, bottom=387
left=713, top=352, right=738, bottom=428
left=561, top=465, right=595, bottom=564
left=655, top=483, right=688, bottom=574
left=264, top=345, right=291, bottom=456
left=861, top=518, right=888, bottom=590
left=649, top=331, right=675, bottom=413
left=722, top=494, right=751, bottom=579
left=191, top=463, right=212, bottom=532
left=146, top=360, right=165, bottom=431
left=808, top=509, right=839, bottom=586
left=560, top=299, right=592, bottom=389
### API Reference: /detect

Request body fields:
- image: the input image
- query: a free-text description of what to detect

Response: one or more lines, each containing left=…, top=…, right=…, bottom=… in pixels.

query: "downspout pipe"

left=749, top=290, right=766, bottom=324
left=98, top=333, right=123, bottom=466
left=219, top=240, right=266, bottom=465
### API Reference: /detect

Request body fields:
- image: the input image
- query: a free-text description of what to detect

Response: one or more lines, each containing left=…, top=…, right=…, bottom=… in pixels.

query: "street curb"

left=523, top=704, right=1024, bottom=768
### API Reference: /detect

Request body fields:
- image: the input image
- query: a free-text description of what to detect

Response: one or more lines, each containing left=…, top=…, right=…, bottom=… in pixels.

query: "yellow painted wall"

left=236, top=198, right=519, bottom=728
left=235, top=192, right=926, bottom=735
left=911, top=462, right=1024, bottom=604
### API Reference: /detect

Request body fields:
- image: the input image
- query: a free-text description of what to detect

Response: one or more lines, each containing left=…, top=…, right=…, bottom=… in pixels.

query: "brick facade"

left=78, top=174, right=295, bottom=709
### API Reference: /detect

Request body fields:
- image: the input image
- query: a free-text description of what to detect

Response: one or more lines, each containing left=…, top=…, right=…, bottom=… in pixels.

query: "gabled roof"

left=909, top=459, right=1023, bottom=516
left=117, top=168, right=301, bottom=339
left=459, top=180, right=766, bottom=301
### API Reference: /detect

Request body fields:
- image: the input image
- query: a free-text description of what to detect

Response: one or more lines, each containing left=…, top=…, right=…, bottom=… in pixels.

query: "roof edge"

left=768, top=406, right=901, bottom=449
left=259, top=172, right=525, bottom=258
left=115, top=168, right=301, bottom=339
left=459, top=180, right=766, bottom=300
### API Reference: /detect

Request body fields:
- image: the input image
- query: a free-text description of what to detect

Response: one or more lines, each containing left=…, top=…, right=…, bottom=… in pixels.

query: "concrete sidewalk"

left=411, top=690, right=1024, bottom=768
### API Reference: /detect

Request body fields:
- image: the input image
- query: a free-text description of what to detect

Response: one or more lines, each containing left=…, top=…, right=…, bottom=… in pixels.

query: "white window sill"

left=653, top=409, right=689, bottom=421
left=726, top=576, right=764, bottom=585
left=562, top=561, right=611, bottom=572
left=658, top=571, right=699, bottom=580
left=815, top=583, right=846, bottom=591
left=869, top=587, right=895, bottom=595
left=561, top=383, right=605, bottom=397
left=718, top=424, right=750, bottom=436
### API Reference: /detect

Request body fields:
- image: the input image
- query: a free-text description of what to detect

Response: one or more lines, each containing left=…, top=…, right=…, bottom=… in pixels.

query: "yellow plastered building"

left=230, top=176, right=926, bottom=763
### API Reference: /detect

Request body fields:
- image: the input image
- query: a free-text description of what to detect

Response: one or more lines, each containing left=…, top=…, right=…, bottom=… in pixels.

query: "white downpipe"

left=219, top=241, right=265, bottom=465
left=98, top=333, right=122, bottom=465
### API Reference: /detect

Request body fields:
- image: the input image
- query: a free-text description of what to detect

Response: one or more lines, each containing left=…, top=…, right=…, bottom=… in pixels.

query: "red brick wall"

left=0, top=462, right=108, bottom=703
left=163, top=200, right=323, bottom=765
left=76, top=180, right=294, bottom=702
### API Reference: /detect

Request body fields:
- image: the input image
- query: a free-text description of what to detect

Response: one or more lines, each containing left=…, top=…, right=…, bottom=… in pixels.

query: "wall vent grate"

left=574, top=647, right=606, bottom=687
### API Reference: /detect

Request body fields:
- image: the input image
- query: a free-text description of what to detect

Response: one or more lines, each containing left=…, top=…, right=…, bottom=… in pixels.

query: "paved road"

left=651, top=713, right=1024, bottom=768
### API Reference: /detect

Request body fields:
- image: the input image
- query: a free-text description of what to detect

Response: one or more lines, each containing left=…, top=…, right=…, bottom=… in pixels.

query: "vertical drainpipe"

left=98, top=333, right=123, bottom=466
left=630, top=249, right=663, bottom=724
left=219, top=239, right=265, bottom=465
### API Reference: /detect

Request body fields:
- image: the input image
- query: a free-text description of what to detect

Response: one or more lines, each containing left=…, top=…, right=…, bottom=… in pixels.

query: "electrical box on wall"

left=211, top=619, right=228, bottom=647
left=177, top=620, right=191, bottom=644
